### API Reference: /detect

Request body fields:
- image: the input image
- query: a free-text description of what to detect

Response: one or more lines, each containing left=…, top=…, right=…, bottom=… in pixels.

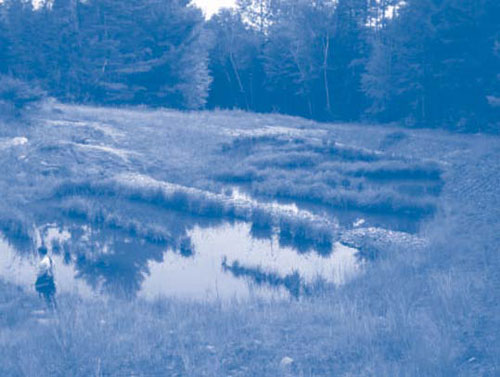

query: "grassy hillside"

left=0, top=103, right=499, bottom=376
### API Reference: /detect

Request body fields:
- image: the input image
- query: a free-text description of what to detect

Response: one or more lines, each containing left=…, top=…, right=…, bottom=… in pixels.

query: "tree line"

left=0, top=0, right=498, bottom=132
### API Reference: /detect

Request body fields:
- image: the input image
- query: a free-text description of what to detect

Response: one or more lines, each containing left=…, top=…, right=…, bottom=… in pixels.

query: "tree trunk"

left=229, top=53, right=248, bottom=110
left=323, top=33, right=331, bottom=114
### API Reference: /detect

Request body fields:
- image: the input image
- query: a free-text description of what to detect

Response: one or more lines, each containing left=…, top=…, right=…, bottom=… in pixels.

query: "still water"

left=0, top=221, right=360, bottom=301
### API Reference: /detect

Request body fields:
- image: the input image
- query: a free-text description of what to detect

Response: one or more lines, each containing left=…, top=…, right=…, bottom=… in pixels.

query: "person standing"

left=35, top=245, right=57, bottom=310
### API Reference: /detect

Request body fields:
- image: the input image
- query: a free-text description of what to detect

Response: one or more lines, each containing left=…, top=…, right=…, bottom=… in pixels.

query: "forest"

left=0, top=0, right=498, bottom=132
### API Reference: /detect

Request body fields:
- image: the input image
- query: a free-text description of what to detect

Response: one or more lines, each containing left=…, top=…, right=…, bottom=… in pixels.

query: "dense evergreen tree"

left=0, top=0, right=211, bottom=109
left=99, top=0, right=210, bottom=108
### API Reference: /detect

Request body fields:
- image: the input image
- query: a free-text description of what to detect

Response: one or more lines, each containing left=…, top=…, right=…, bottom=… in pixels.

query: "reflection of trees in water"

left=222, top=258, right=303, bottom=298
left=52, top=212, right=219, bottom=298
left=71, top=231, right=166, bottom=297
left=0, top=216, right=34, bottom=254
left=1, top=196, right=345, bottom=298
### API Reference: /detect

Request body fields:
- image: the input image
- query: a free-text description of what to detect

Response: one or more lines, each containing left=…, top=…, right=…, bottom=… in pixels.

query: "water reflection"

left=141, top=223, right=359, bottom=300
left=0, top=219, right=360, bottom=301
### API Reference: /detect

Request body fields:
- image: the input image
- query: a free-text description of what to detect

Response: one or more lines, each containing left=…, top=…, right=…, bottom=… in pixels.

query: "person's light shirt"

left=37, top=255, right=54, bottom=277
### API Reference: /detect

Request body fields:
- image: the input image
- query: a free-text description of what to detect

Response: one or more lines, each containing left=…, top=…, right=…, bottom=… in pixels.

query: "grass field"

left=0, top=102, right=499, bottom=376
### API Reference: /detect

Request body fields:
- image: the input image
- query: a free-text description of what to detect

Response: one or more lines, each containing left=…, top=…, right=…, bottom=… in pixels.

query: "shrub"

left=0, top=75, right=46, bottom=117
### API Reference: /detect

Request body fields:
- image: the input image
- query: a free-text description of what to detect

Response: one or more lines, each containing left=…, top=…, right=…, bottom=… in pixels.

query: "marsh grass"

left=50, top=173, right=337, bottom=253
left=216, top=132, right=443, bottom=221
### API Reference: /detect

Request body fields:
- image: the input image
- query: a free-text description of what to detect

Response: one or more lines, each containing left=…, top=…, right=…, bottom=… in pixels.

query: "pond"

left=0, top=219, right=361, bottom=301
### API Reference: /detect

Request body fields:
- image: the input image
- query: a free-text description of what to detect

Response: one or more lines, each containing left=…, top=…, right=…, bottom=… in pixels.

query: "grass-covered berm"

left=0, top=102, right=498, bottom=376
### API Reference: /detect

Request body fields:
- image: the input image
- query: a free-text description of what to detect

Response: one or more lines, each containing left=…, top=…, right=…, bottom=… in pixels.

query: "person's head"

left=38, top=245, right=48, bottom=257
